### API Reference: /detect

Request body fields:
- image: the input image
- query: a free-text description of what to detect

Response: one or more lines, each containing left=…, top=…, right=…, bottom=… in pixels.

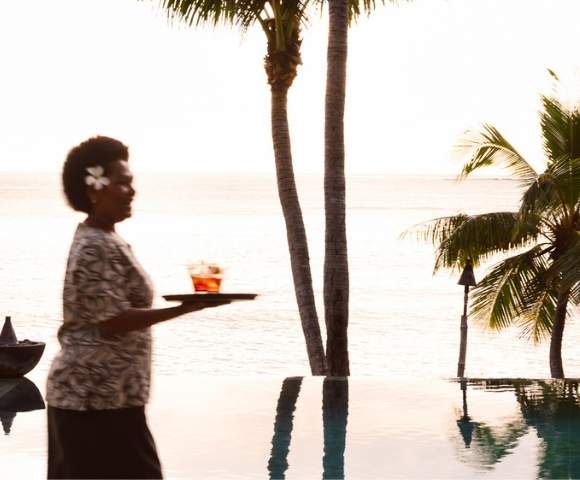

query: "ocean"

left=1, top=172, right=579, bottom=382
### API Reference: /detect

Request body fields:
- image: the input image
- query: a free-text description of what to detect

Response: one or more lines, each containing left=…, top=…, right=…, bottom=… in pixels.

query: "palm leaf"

left=517, top=279, right=557, bottom=343
left=547, top=231, right=580, bottom=295
left=403, top=212, right=469, bottom=243
left=158, top=0, right=311, bottom=29
left=470, top=247, right=548, bottom=333
left=346, top=0, right=385, bottom=19
left=160, top=0, right=240, bottom=26
left=540, top=95, right=569, bottom=161
left=404, top=212, right=538, bottom=272
left=456, top=124, right=537, bottom=185
left=519, top=156, right=580, bottom=222
left=546, top=154, right=580, bottom=211
left=402, top=213, right=470, bottom=271
left=313, top=1, right=404, bottom=23
left=540, top=95, right=580, bottom=162
left=519, top=173, right=561, bottom=220
left=237, top=0, right=273, bottom=28
left=158, top=0, right=313, bottom=46
left=571, top=283, right=580, bottom=306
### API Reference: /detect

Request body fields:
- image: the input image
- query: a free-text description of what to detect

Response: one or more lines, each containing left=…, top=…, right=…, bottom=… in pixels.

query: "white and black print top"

left=46, top=223, right=154, bottom=411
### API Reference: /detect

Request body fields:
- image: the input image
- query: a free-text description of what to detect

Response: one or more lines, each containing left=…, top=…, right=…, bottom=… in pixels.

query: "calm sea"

left=1, top=172, right=578, bottom=382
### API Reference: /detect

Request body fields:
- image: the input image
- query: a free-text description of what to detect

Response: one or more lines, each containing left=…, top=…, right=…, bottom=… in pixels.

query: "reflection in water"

left=267, top=377, right=349, bottom=480
left=322, top=378, right=349, bottom=480
left=515, top=380, right=580, bottom=479
left=456, top=380, right=475, bottom=447
left=455, top=379, right=580, bottom=478
left=454, top=380, right=527, bottom=468
left=1, top=411, right=16, bottom=435
left=0, top=377, right=45, bottom=435
left=268, top=377, right=303, bottom=479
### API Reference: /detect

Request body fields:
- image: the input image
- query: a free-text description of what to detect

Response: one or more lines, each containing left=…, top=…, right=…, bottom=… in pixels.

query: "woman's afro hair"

left=62, top=136, right=129, bottom=213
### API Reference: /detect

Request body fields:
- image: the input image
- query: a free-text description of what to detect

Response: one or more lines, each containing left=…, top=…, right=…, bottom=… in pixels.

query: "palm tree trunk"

left=271, top=87, right=327, bottom=375
left=324, top=0, right=350, bottom=376
left=322, top=378, right=349, bottom=479
left=267, top=377, right=303, bottom=479
left=549, top=289, right=570, bottom=378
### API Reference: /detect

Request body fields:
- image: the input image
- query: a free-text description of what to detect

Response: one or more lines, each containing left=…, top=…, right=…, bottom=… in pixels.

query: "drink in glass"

left=188, top=262, right=223, bottom=293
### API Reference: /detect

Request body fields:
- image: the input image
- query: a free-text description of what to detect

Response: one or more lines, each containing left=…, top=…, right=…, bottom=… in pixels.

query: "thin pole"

left=461, top=379, right=468, bottom=417
left=457, top=285, right=469, bottom=378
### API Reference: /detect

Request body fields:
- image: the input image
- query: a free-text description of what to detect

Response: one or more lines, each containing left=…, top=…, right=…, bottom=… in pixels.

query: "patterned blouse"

left=46, top=223, right=154, bottom=411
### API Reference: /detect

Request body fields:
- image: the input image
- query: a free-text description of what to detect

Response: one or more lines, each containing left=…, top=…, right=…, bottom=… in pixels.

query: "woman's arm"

left=98, top=301, right=230, bottom=337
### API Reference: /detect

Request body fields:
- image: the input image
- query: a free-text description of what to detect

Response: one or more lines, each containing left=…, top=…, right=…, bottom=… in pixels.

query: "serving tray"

left=162, top=293, right=258, bottom=302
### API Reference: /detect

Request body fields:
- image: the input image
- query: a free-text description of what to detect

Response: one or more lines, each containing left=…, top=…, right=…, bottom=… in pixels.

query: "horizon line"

left=0, top=169, right=511, bottom=178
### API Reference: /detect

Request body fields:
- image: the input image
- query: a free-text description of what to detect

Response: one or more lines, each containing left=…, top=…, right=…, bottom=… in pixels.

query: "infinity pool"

left=3, top=376, right=580, bottom=479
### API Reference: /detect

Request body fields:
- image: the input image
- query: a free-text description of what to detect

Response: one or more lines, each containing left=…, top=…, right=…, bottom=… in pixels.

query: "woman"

left=46, top=136, right=228, bottom=479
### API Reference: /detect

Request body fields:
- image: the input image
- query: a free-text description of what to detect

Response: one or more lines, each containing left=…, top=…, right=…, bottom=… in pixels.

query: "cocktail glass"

left=187, top=261, right=223, bottom=293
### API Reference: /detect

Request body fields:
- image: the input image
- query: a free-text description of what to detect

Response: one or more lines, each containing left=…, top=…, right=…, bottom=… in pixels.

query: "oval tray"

left=163, top=293, right=258, bottom=302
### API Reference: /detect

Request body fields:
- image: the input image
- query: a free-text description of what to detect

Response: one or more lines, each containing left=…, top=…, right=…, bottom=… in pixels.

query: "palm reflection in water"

left=322, top=378, right=349, bottom=480
left=267, top=377, right=303, bottom=479
left=267, top=377, right=349, bottom=480
left=0, top=377, right=45, bottom=435
left=456, top=379, right=580, bottom=479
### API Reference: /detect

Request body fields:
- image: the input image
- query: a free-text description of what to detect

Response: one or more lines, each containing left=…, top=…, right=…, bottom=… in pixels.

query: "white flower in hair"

left=85, top=166, right=110, bottom=190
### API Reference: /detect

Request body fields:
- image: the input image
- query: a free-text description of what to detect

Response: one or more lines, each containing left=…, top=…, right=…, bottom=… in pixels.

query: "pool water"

left=3, top=376, right=580, bottom=479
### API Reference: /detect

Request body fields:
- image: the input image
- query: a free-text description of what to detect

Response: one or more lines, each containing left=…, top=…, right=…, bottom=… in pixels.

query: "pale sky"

left=0, top=0, right=579, bottom=175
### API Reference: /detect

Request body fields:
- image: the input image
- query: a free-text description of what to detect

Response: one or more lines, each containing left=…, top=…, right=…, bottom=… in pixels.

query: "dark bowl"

left=0, top=377, right=45, bottom=434
left=0, top=376, right=45, bottom=411
left=0, top=342, right=46, bottom=378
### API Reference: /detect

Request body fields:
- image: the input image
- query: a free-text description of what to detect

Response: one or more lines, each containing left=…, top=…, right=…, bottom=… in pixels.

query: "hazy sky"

left=1, top=0, right=579, bottom=175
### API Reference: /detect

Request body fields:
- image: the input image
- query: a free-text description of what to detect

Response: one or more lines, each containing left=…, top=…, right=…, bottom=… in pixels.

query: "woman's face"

left=90, top=160, right=136, bottom=224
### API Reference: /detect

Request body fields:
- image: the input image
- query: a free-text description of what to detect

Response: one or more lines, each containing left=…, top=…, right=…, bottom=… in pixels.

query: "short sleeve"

left=68, top=242, right=132, bottom=324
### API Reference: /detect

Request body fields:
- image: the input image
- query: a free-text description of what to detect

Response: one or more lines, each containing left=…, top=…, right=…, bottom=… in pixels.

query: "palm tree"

left=154, top=0, right=327, bottom=374
left=324, top=0, right=350, bottom=376
left=323, top=0, right=399, bottom=375
left=410, top=76, right=580, bottom=378
left=153, top=1, right=398, bottom=376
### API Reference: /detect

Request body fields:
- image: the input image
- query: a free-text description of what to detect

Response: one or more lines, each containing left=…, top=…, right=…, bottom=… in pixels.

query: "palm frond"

left=520, top=174, right=557, bottom=219
left=159, top=0, right=239, bottom=26
left=402, top=213, right=468, bottom=242
left=547, top=154, right=580, bottom=211
left=548, top=231, right=580, bottom=293
left=512, top=211, right=546, bottom=243
left=237, top=0, right=272, bottom=28
left=456, top=124, right=537, bottom=185
left=519, top=155, right=580, bottom=221
left=279, top=1, right=312, bottom=41
left=158, top=0, right=312, bottom=30
left=404, top=212, right=538, bottom=272
left=540, top=95, right=580, bottom=161
left=470, top=247, right=548, bottom=332
left=570, top=282, right=580, bottom=306
left=313, top=0, right=405, bottom=23
left=517, top=281, right=557, bottom=343
left=541, top=95, right=569, bottom=161
left=347, top=0, right=381, bottom=18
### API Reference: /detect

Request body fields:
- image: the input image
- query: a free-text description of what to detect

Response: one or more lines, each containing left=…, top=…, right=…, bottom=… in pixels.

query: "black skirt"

left=47, top=405, right=163, bottom=479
